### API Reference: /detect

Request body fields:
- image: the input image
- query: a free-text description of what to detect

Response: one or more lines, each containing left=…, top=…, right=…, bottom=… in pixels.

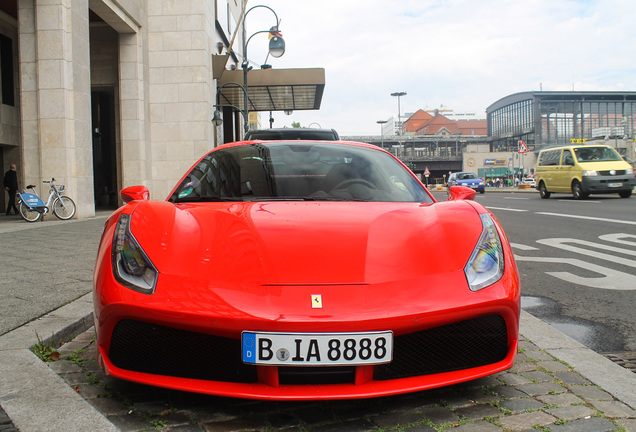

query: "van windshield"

left=574, top=147, right=623, bottom=162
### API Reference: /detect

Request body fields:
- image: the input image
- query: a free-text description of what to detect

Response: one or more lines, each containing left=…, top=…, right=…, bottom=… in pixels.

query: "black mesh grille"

left=279, top=366, right=356, bottom=385
left=108, top=320, right=257, bottom=383
left=374, top=315, right=509, bottom=381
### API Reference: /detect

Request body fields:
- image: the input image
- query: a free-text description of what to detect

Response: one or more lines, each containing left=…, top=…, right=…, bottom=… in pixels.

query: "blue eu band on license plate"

left=241, top=331, right=393, bottom=365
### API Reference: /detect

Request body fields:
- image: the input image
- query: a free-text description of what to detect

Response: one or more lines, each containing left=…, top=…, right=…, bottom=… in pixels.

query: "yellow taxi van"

left=535, top=144, right=635, bottom=199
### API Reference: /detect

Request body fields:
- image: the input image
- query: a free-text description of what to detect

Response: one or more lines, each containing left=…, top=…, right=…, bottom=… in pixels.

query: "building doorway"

left=91, top=89, right=118, bottom=209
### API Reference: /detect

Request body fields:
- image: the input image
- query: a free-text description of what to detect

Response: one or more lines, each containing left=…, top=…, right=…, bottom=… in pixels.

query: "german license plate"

left=607, top=182, right=622, bottom=187
left=242, top=331, right=393, bottom=366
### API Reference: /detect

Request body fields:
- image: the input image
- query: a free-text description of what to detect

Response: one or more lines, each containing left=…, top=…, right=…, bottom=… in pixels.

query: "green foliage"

left=32, top=342, right=60, bottom=362
left=32, top=333, right=60, bottom=362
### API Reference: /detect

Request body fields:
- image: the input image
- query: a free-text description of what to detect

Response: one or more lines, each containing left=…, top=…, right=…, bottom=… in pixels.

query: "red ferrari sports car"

left=93, top=140, right=520, bottom=400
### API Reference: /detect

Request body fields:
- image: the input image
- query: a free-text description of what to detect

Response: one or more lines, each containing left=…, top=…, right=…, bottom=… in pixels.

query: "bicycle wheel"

left=18, top=201, right=42, bottom=222
left=52, top=196, right=76, bottom=220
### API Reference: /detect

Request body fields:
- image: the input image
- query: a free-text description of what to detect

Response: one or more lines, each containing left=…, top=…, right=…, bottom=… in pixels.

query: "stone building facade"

left=1, top=0, right=296, bottom=217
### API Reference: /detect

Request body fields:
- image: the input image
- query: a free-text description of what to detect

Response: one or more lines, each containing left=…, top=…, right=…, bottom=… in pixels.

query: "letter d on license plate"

left=242, top=331, right=393, bottom=366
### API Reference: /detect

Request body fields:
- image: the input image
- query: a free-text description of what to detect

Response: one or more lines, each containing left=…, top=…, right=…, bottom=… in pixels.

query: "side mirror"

left=121, top=185, right=150, bottom=204
left=447, top=185, right=476, bottom=201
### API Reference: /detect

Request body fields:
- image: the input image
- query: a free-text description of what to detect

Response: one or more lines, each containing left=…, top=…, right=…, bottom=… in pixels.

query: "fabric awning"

left=216, top=68, right=325, bottom=112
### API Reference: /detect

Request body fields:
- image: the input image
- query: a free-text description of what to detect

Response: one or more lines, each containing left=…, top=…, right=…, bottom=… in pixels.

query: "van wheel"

left=539, top=182, right=551, bottom=199
left=619, top=190, right=632, bottom=198
left=572, top=182, right=589, bottom=200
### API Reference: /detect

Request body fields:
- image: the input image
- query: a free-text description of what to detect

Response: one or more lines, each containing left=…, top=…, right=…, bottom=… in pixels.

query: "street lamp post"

left=377, top=120, right=387, bottom=148
left=391, top=91, right=407, bottom=136
left=242, top=5, right=285, bottom=133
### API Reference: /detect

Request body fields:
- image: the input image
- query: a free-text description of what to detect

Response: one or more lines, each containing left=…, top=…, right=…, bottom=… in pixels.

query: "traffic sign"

left=518, top=140, right=529, bottom=154
left=424, top=167, right=430, bottom=177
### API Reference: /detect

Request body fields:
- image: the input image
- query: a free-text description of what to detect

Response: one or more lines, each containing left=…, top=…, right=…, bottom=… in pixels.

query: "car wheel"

left=539, top=182, right=550, bottom=199
left=619, top=189, right=632, bottom=198
left=572, top=181, right=588, bottom=200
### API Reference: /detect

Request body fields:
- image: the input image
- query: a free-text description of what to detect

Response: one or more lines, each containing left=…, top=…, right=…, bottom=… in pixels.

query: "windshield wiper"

left=302, top=196, right=367, bottom=202
left=174, top=196, right=240, bottom=203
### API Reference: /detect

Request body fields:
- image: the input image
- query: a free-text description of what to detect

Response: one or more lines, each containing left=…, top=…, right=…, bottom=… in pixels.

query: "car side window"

left=562, top=150, right=574, bottom=166
left=539, top=150, right=561, bottom=166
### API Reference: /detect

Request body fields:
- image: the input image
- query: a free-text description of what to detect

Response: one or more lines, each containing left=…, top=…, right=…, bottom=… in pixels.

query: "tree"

left=291, top=121, right=301, bottom=128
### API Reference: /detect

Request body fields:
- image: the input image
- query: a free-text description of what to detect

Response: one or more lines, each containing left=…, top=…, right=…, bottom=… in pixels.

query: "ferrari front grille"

left=108, top=319, right=257, bottom=383
left=374, top=314, right=509, bottom=380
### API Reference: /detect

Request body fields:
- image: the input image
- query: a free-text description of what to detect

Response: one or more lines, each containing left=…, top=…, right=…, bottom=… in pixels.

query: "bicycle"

left=16, top=178, right=77, bottom=222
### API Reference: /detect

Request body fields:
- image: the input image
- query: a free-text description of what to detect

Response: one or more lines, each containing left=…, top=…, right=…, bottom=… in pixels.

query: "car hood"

left=128, top=200, right=484, bottom=286
left=578, top=160, right=632, bottom=170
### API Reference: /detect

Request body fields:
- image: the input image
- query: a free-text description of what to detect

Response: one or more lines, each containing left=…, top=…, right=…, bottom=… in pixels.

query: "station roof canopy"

left=216, top=68, right=325, bottom=112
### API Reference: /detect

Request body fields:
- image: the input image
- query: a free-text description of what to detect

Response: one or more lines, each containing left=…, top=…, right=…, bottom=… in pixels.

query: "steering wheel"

left=331, top=178, right=376, bottom=191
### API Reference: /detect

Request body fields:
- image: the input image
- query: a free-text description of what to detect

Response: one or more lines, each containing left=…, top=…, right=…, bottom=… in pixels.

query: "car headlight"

left=464, top=214, right=504, bottom=291
left=111, top=214, right=158, bottom=294
left=582, top=170, right=598, bottom=176
left=627, top=168, right=634, bottom=175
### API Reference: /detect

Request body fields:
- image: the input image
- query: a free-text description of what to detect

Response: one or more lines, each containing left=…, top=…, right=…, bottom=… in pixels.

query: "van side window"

left=562, top=150, right=574, bottom=166
left=539, top=150, right=561, bottom=166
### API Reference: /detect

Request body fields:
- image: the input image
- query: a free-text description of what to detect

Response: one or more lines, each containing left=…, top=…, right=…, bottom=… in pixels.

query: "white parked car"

left=521, top=177, right=536, bottom=187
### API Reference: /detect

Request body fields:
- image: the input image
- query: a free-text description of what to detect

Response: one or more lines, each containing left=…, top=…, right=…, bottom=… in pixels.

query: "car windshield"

left=457, top=173, right=478, bottom=180
left=574, top=146, right=623, bottom=162
left=169, top=142, right=432, bottom=203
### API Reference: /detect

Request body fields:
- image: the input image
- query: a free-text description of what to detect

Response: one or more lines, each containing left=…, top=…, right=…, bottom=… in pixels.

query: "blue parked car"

left=447, top=172, right=485, bottom=194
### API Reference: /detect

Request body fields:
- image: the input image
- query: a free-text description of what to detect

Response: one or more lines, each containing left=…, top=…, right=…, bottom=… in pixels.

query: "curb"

left=0, top=293, right=118, bottom=432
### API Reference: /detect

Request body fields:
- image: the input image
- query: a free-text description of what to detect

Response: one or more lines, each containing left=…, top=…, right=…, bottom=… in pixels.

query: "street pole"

left=377, top=120, right=387, bottom=149
left=391, top=92, right=407, bottom=136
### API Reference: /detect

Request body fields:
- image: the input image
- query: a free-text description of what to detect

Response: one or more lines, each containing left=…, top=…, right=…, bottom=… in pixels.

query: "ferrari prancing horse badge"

left=311, top=294, right=322, bottom=308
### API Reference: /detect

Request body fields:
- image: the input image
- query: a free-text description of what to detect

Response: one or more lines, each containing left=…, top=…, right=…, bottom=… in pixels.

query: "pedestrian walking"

left=4, top=163, right=19, bottom=215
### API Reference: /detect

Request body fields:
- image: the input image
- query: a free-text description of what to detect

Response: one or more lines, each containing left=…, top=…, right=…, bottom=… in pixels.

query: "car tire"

left=619, top=190, right=632, bottom=198
left=572, top=182, right=588, bottom=200
left=539, top=182, right=551, bottom=199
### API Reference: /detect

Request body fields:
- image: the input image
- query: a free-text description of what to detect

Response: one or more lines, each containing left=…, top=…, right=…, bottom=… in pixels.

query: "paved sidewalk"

left=1, top=210, right=634, bottom=432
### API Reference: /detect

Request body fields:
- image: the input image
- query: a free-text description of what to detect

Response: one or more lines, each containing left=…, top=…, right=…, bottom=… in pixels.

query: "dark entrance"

left=91, top=89, right=118, bottom=209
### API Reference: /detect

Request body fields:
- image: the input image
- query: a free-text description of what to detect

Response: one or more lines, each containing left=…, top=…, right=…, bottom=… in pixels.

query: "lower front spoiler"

left=97, top=340, right=518, bottom=401
left=581, top=176, right=636, bottom=194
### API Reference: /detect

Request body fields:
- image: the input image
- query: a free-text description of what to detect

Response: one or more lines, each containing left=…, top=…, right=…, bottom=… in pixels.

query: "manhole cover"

left=604, top=352, right=636, bottom=373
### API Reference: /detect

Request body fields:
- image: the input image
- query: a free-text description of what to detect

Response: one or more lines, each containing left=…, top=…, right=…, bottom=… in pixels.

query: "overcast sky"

left=243, top=0, right=635, bottom=136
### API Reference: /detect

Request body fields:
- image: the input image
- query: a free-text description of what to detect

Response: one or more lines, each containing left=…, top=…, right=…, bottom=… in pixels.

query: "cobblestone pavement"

left=35, top=328, right=634, bottom=432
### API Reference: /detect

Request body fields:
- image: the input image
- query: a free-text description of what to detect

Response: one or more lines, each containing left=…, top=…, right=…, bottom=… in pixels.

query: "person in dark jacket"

left=4, top=163, right=18, bottom=215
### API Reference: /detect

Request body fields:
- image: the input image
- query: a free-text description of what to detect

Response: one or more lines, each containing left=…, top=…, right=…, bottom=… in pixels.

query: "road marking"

left=557, top=200, right=602, bottom=203
left=599, top=233, right=636, bottom=247
left=536, top=212, right=636, bottom=226
left=537, top=237, right=636, bottom=267
left=487, top=206, right=528, bottom=212
left=514, top=255, right=636, bottom=290
left=511, top=243, right=539, bottom=251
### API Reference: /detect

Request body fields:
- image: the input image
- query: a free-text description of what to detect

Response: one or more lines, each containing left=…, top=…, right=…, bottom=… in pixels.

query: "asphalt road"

left=432, top=189, right=636, bottom=355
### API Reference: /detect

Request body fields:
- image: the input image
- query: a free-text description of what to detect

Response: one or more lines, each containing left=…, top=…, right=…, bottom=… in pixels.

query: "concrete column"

left=119, top=31, right=149, bottom=191
left=146, top=1, right=214, bottom=199
left=18, top=0, right=94, bottom=218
